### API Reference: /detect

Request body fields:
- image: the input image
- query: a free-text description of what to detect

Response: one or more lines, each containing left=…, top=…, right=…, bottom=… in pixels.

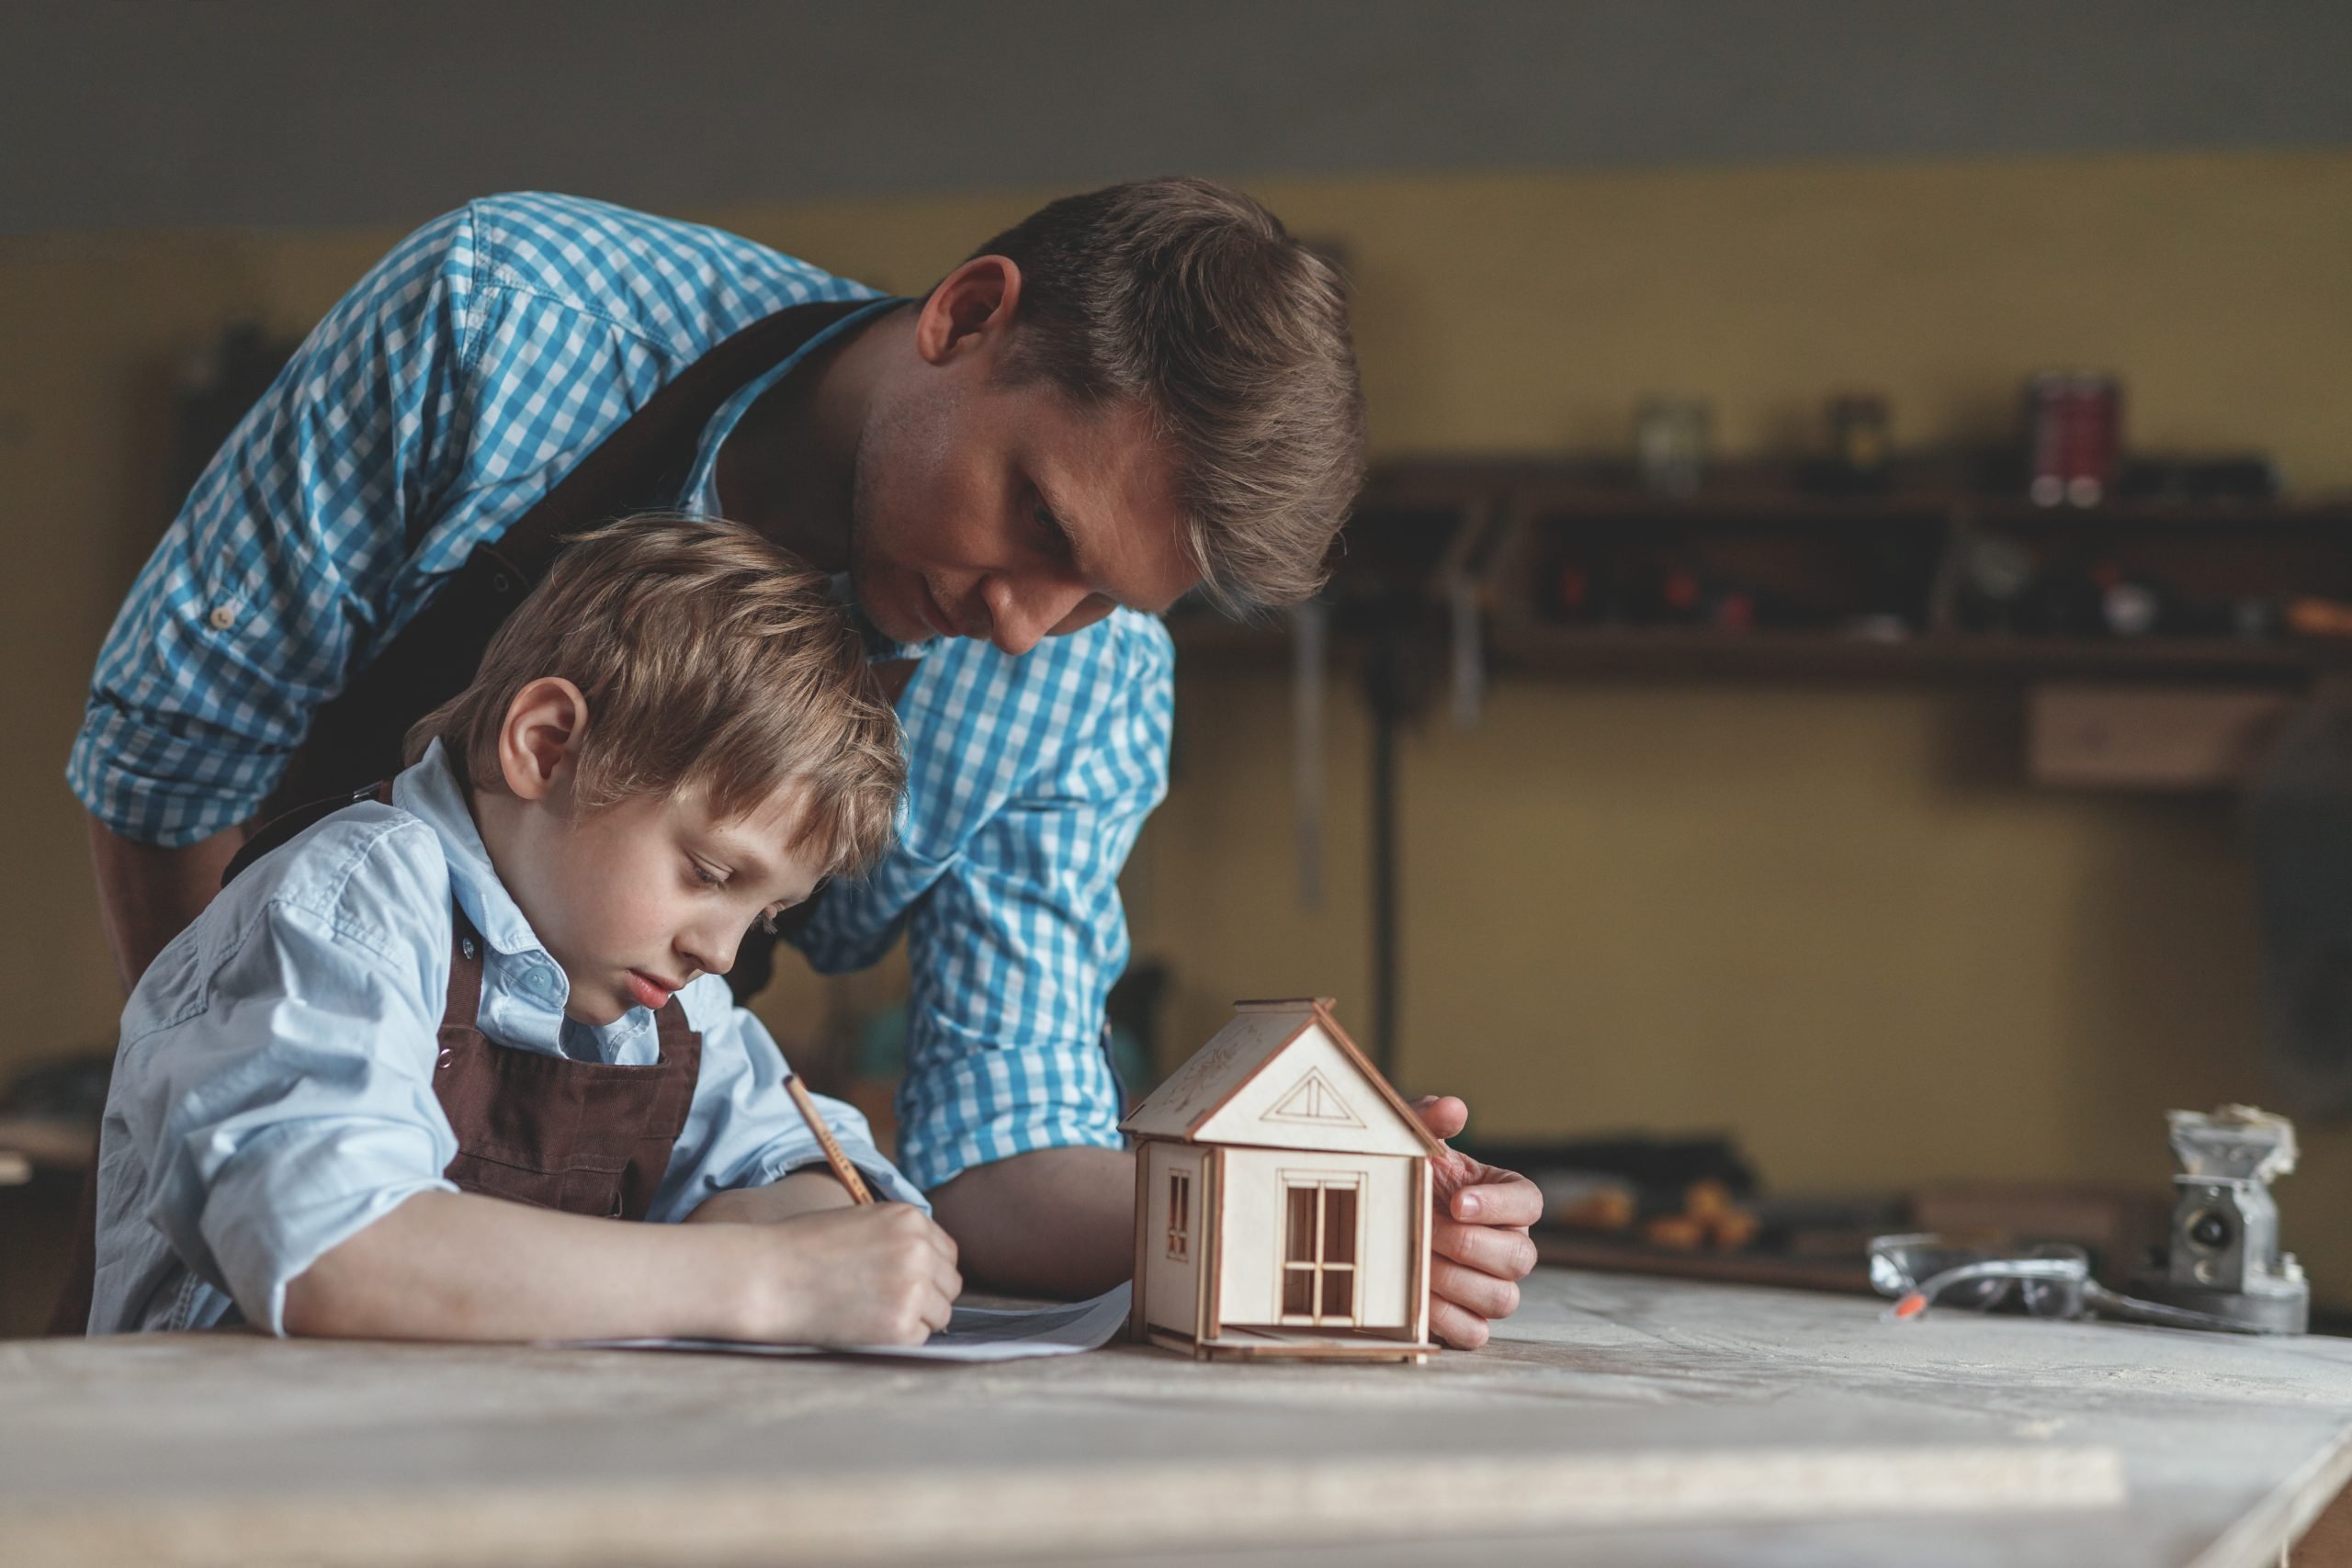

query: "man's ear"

left=497, top=677, right=589, bottom=804
left=914, top=254, right=1023, bottom=367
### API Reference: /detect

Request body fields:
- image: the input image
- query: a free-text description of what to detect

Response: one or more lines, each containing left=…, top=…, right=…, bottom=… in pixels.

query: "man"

left=74, top=180, right=1538, bottom=1344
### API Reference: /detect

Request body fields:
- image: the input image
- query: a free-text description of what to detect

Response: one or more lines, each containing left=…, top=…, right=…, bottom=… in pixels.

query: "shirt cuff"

left=894, top=1032, right=1126, bottom=1193
left=71, top=697, right=286, bottom=847
left=752, top=1095, right=929, bottom=1211
left=198, top=1124, right=458, bottom=1336
left=767, top=1151, right=929, bottom=1212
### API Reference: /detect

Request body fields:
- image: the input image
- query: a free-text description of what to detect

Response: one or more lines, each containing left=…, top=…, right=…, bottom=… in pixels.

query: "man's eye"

left=1032, top=496, right=1071, bottom=556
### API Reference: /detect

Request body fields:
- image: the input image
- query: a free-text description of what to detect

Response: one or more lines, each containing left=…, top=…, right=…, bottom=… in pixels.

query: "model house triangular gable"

left=1121, top=998, right=1440, bottom=1158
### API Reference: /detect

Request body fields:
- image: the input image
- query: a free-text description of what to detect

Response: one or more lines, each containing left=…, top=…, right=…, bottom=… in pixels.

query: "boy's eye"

left=691, top=861, right=727, bottom=887
left=757, top=909, right=781, bottom=937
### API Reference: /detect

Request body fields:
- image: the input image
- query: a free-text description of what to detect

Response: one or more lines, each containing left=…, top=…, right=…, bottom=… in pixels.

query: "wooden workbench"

left=5, top=1268, right=2349, bottom=1566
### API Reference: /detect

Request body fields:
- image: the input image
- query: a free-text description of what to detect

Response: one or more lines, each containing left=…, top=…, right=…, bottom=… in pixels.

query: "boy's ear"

left=497, top=677, right=589, bottom=803
left=914, top=254, right=1023, bottom=367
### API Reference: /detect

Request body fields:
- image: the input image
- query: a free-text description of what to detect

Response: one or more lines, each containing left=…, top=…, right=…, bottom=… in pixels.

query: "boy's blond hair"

left=404, top=517, right=904, bottom=874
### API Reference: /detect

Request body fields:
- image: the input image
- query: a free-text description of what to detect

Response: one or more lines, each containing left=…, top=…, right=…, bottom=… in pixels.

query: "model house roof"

left=1120, top=998, right=1444, bottom=1157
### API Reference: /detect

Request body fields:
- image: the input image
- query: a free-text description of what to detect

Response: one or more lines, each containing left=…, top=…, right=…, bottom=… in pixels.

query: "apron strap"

left=264, top=295, right=879, bottom=819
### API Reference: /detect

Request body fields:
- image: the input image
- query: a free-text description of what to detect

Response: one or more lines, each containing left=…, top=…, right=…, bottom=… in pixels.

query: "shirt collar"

left=390, top=739, right=548, bottom=959
left=677, top=296, right=929, bottom=665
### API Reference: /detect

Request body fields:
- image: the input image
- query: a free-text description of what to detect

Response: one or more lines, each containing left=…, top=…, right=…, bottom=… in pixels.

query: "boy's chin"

left=560, top=991, right=630, bottom=1027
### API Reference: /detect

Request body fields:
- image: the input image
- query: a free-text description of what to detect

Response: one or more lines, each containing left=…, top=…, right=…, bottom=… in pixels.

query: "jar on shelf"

left=1634, top=397, right=1711, bottom=498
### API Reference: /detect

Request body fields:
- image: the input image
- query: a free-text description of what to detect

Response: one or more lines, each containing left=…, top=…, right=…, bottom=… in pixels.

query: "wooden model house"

left=1121, top=998, right=1440, bottom=1362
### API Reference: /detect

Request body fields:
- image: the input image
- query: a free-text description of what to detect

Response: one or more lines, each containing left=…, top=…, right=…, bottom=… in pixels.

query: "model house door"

left=1279, top=1176, right=1361, bottom=1325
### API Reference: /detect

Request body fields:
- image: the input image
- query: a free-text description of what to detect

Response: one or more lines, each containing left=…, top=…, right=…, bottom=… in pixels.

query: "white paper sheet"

left=571, top=1282, right=1131, bottom=1361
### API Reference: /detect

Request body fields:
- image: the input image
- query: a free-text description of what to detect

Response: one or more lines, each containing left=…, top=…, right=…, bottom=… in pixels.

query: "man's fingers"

left=1431, top=1216, right=1538, bottom=1280
left=1450, top=1174, right=1544, bottom=1228
left=1430, top=1257, right=1521, bottom=1322
left=1409, top=1094, right=1470, bottom=1142
left=1428, top=1294, right=1490, bottom=1351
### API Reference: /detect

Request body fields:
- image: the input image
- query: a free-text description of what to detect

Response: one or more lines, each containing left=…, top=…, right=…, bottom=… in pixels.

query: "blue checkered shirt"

left=69, top=193, right=1172, bottom=1192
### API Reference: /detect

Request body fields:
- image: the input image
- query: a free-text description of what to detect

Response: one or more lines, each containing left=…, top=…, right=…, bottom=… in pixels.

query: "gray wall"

left=7, top=1, right=2350, bottom=235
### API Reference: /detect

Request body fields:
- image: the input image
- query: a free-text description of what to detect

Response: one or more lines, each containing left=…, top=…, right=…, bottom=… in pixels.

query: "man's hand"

left=1411, top=1095, right=1542, bottom=1350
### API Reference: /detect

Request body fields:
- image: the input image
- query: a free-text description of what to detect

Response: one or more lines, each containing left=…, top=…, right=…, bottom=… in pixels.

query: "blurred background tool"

left=1634, top=396, right=1711, bottom=498
left=1816, top=392, right=1892, bottom=495
left=2136, top=1104, right=2309, bottom=1334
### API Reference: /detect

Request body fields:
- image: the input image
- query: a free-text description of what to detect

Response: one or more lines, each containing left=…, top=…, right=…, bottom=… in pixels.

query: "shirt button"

left=207, top=604, right=237, bottom=631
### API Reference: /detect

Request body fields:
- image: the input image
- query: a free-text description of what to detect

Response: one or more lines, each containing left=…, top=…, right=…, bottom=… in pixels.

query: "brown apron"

left=434, top=907, right=701, bottom=1223
left=231, top=788, right=707, bottom=1214
left=57, top=785, right=706, bottom=1332
left=52, top=297, right=876, bottom=1333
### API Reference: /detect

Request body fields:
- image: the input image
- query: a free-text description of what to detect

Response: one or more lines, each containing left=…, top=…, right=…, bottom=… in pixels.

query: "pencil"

left=784, top=1075, right=876, bottom=1205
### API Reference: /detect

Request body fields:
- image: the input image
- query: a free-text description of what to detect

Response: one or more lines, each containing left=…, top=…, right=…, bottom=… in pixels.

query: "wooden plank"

left=2289, top=1478, right=2352, bottom=1568
left=1145, top=1325, right=1204, bottom=1359
left=2192, top=1426, right=2352, bottom=1568
left=1200, top=1146, right=1223, bottom=1343
left=7, top=1269, right=2352, bottom=1566
left=0, top=1446, right=2124, bottom=1566
left=1408, top=1154, right=1430, bottom=1348
left=1197, top=1342, right=1432, bottom=1365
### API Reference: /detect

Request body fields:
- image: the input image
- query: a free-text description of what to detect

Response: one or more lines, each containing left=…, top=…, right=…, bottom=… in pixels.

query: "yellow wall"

left=7, top=152, right=2350, bottom=1297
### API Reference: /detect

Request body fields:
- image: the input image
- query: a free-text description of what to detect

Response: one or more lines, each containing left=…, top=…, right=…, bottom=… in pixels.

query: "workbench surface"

left=6, top=1268, right=2349, bottom=1566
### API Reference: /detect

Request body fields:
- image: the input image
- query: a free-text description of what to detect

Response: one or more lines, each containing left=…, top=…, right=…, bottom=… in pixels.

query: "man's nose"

left=984, top=576, right=1094, bottom=657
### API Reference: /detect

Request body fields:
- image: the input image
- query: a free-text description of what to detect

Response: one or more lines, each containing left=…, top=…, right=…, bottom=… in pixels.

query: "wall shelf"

left=1169, top=457, right=2352, bottom=688
left=1488, top=627, right=2351, bottom=682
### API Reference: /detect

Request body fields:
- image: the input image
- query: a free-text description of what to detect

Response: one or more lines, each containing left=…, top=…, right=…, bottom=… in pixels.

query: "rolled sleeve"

left=70, top=206, right=479, bottom=845
left=198, top=1118, right=457, bottom=1337
left=118, top=829, right=461, bottom=1333
left=653, top=987, right=925, bottom=1215
left=894, top=618, right=1174, bottom=1192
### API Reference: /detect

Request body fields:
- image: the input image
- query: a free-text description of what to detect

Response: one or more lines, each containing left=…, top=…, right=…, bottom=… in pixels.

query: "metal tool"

left=2136, top=1104, right=2308, bottom=1335
left=1877, top=1105, right=2309, bottom=1336
left=1871, top=1235, right=2265, bottom=1335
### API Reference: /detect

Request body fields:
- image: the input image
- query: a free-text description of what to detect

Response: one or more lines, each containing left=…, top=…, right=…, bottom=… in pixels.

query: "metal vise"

left=2143, top=1105, right=2308, bottom=1335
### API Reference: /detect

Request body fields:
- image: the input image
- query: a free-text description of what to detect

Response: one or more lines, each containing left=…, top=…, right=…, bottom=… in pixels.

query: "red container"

left=2027, top=372, right=2123, bottom=506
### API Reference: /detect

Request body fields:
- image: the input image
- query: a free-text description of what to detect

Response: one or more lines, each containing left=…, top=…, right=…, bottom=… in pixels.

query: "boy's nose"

left=681, top=926, right=739, bottom=980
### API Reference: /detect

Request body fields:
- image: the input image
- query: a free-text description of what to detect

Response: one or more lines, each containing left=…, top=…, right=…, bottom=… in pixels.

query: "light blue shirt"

left=89, top=739, right=922, bottom=1337
left=68, top=193, right=1173, bottom=1192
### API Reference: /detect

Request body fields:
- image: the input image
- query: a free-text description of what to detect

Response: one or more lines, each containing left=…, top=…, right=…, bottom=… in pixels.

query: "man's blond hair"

left=405, top=517, right=904, bottom=874
left=969, top=176, right=1366, bottom=615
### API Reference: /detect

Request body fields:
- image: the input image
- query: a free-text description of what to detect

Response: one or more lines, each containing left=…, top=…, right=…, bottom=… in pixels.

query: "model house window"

left=1167, top=1169, right=1192, bottom=1260
left=1280, top=1177, right=1361, bottom=1324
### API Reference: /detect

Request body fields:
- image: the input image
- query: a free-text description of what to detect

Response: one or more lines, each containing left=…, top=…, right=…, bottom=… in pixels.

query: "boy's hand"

left=1410, top=1095, right=1543, bottom=1350
left=734, top=1202, right=962, bottom=1347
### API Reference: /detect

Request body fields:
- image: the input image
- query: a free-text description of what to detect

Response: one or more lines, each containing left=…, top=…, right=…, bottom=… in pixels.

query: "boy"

left=88, top=518, right=961, bottom=1346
